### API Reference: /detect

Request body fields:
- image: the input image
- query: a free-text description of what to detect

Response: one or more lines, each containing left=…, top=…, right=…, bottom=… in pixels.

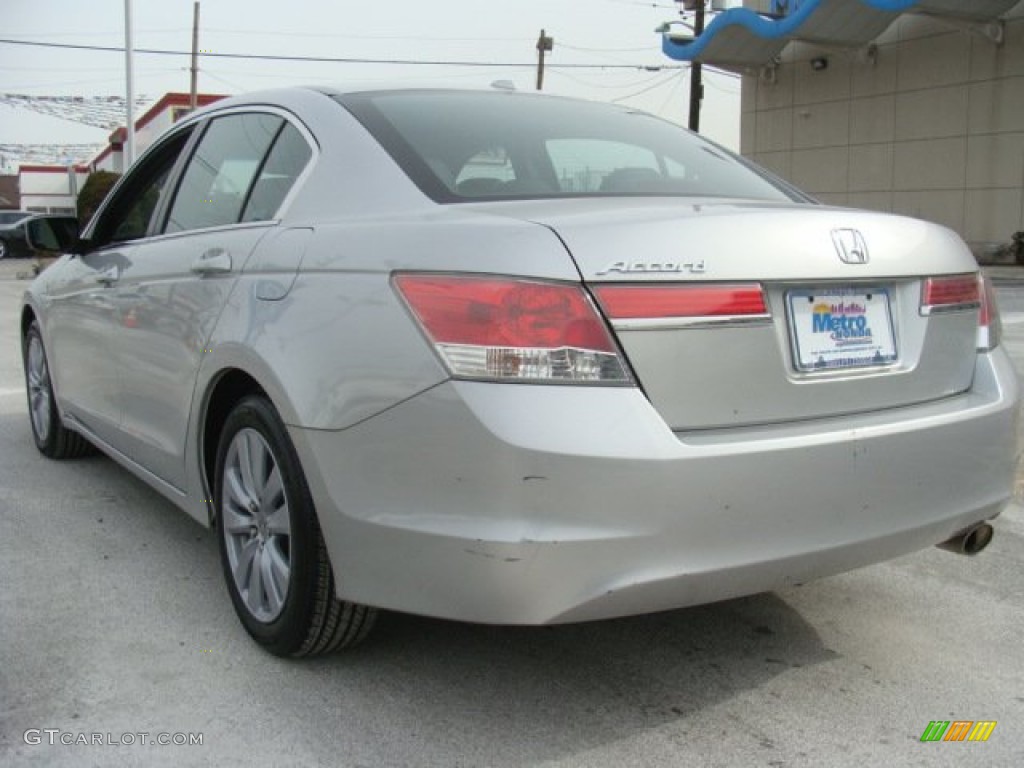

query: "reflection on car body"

left=0, top=210, right=33, bottom=227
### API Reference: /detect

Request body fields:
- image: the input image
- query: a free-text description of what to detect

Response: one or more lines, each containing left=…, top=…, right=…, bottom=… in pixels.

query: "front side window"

left=89, top=129, right=192, bottom=248
left=165, top=113, right=283, bottom=233
left=338, top=90, right=798, bottom=203
left=112, top=164, right=173, bottom=242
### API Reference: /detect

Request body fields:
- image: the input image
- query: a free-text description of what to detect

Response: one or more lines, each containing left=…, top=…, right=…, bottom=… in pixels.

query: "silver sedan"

left=20, top=86, right=1019, bottom=656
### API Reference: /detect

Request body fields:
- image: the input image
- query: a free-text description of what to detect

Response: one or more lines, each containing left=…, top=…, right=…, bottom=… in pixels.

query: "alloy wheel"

left=26, top=334, right=52, bottom=441
left=221, top=427, right=292, bottom=623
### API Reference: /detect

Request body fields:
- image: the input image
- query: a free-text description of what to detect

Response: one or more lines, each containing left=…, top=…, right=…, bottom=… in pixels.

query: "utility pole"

left=124, top=0, right=135, bottom=168
left=536, top=29, right=554, bottom=91
left=688, top=1, right=705, bottom=132
left=190, top=2, right=200, bottom=110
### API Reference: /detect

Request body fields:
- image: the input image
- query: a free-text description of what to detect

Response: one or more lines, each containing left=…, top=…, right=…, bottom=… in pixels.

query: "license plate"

left=787, top=288, right=897, bottom=372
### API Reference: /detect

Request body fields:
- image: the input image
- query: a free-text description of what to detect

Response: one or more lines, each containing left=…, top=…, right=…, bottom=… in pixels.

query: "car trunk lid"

left=468, top=198, right=982, bottom=430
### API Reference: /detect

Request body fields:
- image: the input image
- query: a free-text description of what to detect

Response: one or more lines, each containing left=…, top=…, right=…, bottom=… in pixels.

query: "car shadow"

left=0, top=410, right=836, bottom=766
left=294, top=566, right=835, bottom=763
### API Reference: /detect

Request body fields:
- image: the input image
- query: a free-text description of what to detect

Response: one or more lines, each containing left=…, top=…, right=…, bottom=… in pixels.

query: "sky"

left=0, top=0, right=742, bottom=169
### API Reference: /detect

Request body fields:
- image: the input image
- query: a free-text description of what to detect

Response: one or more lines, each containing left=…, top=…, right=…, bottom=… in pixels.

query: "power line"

left=0, top=28, right=189, bottom=39
left=706, top=65, right=742, bottom=80
left=0, top=69, right=177, bottom=91
left=604, top=0, right=679, bottom=9
left=204, top=28, right=528, bottom=43
left=657, top=70, right=686, bottom=116
left=611, top=71, right=679, bottom=103
left=549, top=68, right=684, bottom=90
left=0, top=37, right=682, bottom=72
left=558, top=42, right=661, bottom=54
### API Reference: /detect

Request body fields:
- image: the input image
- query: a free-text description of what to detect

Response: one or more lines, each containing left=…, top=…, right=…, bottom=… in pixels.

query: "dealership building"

left=664, top=0, right=1024, bottom=258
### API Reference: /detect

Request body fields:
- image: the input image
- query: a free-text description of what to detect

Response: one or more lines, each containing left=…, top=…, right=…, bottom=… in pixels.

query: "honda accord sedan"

left=20, top=86, right=1019, bottom=657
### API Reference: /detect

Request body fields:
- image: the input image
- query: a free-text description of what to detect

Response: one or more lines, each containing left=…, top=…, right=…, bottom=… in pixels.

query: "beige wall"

left=19, top=169, right=90, bottom=214
left=741, top=5, right=1024, bottom=253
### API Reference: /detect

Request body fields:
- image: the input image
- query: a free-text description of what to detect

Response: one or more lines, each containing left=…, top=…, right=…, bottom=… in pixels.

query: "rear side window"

left=241, top=122, right=312, bottom=222
left=165, top=113, right=283, bottom=233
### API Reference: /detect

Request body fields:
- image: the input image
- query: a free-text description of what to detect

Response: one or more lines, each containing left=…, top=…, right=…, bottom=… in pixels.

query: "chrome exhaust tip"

left=936, top=523, right=994, bottom=556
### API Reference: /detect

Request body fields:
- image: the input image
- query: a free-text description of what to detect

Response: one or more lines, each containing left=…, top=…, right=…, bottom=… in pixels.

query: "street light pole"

left=124, top=0, right=136, bottom=168
left=190, top=2, right=200, bottom=110
left=688, top=1, right=705, bottom=132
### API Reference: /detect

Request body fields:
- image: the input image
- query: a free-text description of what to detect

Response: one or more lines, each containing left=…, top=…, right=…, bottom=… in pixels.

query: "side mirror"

left=24, top=217, right=80, bottom=255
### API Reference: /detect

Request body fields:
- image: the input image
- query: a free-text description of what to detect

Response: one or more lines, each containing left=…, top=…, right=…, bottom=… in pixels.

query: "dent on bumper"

left=289, top=350, right=1020, bottom=625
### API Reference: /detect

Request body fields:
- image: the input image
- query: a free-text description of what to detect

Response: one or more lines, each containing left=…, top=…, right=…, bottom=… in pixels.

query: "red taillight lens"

left=978, top=274, right=1001, bottom=351
left=920, top=274, right=980, bottom=313
left=592, top=284, right=768, bottom=321
left=394, top=274, right=631, bottom=383
left=920, top=273, right=999, bottom=350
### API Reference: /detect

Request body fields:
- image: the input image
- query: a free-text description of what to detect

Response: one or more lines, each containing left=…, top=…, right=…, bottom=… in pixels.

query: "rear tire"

left=23, top=321, right=93, bottom=459
left=215, top=395, right=376, bottom=656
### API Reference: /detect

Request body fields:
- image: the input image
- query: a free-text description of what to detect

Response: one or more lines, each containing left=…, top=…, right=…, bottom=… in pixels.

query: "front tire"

left=23, top=321, right=92, bottom=459
left=215, top=395, right=376, bottom=656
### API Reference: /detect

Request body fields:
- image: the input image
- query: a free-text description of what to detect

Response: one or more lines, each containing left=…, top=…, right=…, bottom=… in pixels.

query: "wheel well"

left=202, top=370, right=265, bottom=517
left=21, top=306, right=37, bottom=345
left=20, top=307, right=42, bottom=361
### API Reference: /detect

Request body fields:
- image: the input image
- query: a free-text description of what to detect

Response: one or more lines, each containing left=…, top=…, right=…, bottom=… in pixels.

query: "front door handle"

left=95, top=265, right=120, bottom=286
left=191, top=248, right=232, bottom=275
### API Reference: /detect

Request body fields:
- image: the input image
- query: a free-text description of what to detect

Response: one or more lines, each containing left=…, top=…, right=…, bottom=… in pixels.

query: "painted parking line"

left=1002, top=313, right=1024, bottom=325
left=0, top=388, right=26, bottom=397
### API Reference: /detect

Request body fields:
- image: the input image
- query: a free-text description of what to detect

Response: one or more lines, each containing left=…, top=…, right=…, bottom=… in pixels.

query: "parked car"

left=20, top=86, right=1019, bottom=657
left=1, top=213, right=77, bottom=259
left=0, top=210, right=33, bottom=227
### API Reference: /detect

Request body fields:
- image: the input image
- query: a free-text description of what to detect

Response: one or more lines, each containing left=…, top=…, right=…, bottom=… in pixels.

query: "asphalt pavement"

left=1, top=260, right=1023, bottom=767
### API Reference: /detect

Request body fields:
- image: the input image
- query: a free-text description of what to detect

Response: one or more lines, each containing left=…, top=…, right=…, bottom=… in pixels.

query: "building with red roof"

left=17, top=92, right=227, bottom=215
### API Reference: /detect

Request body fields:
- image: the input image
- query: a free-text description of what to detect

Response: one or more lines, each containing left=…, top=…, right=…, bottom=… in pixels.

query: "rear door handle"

left=95, top=265, right=120, bottom=286
left=191, top=248, right=232, bottom=275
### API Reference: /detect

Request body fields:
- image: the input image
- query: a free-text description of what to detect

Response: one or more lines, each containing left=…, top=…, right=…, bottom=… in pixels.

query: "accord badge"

left=596, top=260, right=706, bottom=276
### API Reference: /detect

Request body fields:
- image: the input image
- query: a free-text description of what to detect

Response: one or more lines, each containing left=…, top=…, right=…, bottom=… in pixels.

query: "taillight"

left=920, top=274, right=980, bottom=314
left=919, top=273, right=1000, bottom=351
left=592, top=283, right=768, bottom=324
left=394, top=274, right=631, bottom=384
left=978, top=274, right=1002, bottom=351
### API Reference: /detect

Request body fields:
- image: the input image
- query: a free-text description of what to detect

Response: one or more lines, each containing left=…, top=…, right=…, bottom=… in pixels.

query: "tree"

left=76, top=170, right=121, bottom=227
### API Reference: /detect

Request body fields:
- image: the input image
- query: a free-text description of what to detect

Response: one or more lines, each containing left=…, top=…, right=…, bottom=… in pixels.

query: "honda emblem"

left=832, top=229, right=869, bottom=265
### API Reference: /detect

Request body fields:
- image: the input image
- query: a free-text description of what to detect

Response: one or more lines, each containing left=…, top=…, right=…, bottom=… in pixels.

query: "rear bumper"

left=290, top=349, right=1019, bottom=625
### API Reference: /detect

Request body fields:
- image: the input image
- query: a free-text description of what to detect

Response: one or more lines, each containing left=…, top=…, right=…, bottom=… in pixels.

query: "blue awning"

left=661, top=0, right=1020, bottom=71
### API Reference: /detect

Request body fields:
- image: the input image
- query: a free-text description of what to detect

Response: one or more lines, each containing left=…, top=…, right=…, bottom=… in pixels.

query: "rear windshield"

left=336, top=90, right=798, bottom=204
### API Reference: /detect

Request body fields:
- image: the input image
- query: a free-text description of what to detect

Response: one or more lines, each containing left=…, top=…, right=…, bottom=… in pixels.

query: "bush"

left=76, top=171, right=121, bottom=228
